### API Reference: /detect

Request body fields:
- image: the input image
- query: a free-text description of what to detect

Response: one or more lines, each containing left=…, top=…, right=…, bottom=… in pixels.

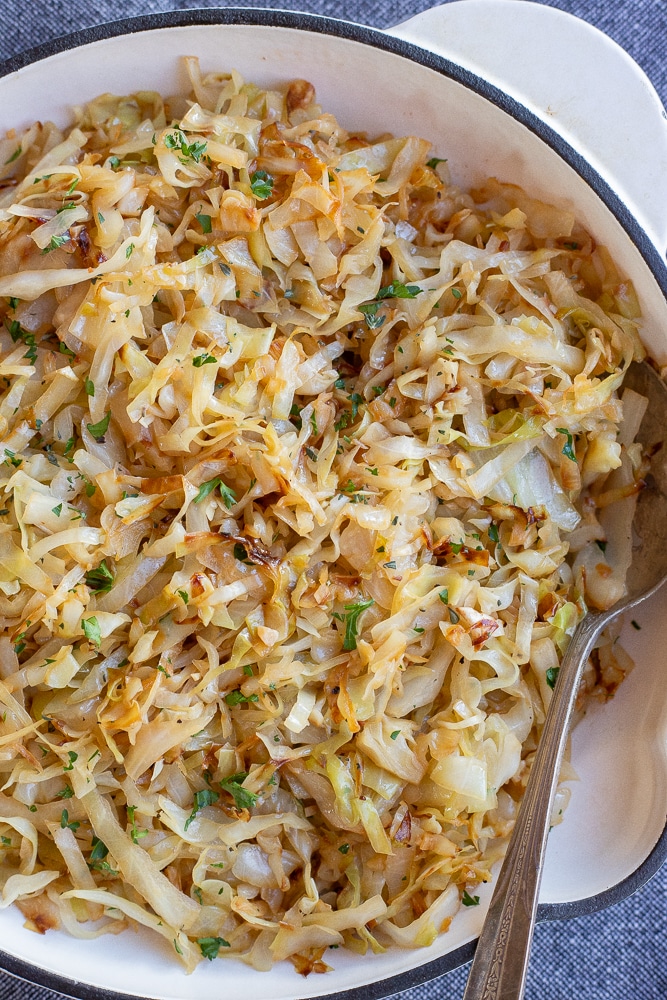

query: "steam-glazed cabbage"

left=0, top=62, right=643, bottom=971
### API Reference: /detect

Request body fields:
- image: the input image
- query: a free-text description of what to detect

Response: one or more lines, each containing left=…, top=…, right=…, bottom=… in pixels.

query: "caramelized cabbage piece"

left=0, top=62, right=644, bottom=972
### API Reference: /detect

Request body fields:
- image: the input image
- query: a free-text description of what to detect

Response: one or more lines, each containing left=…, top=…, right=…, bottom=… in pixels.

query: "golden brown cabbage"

left=0, top=60, right=643, bottom=972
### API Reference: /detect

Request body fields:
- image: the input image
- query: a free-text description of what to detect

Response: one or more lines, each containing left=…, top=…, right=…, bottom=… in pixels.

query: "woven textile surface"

left=0, top=2, right=663, bottom=998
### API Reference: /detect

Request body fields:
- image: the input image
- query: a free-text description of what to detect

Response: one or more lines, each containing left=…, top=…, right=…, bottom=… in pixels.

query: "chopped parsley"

left=41, top=233, right=70, bottom=254
left=249, top=170, right=274, bottom=200
left=342, top=598, right=374, bottom=651
left=197, top=937, right=230, bottom=961
left=60, top=809, right=79, bottom=832
left=184, top=788, right=220, bottom=831
left=390, top=730, right=400, bottom=740
left=85, top=561, right=114, bottom=594
left=164, top=130, right=207, bottom=163
left=89, top=837, right=109, bottom=861
left=195, top=212, right=212, bottom=233
left=192, top=353, right=217, bottom=367
left=84, top=378, right=95, bottom=397
left=556, top=427, right=576, bottom=462
left=376, top=280, right=422, bottom=300
left=233, top=542, right=253, bottom=563
left=86, top=412, right=111, bottom=442
left=358, top=303, right=386, bottom=330
left=546, top=666, right=560, bottom=690
left=462, top=889, right=480, bottom=906
left=194, top=477, right=236, bottom=508
left=426, top=157, right=447, bottom=168
left=224, top=690, right=259, bottom=707
left=127, top=805, right=148, bottom=844
left=63, top=751, right=78, bottom=772
left=220, top=772, right=258, bottom=810
left=82, top=616, right=101, bottom=647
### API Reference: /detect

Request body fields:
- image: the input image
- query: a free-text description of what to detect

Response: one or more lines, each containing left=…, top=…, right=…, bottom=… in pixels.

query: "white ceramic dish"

left=0, top=4, right=666, bottom=999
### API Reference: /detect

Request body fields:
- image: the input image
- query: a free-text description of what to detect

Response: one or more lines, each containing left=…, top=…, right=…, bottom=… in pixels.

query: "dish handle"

left=387, top=0, right=667, bottom=253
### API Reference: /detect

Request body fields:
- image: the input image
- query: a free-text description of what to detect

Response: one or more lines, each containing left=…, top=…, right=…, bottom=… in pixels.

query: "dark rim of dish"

left=0, top=8, right=665, bottom=1000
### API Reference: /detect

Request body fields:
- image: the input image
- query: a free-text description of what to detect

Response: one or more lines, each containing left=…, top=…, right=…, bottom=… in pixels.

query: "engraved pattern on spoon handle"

left=463, top=611, right=605, bottom=1000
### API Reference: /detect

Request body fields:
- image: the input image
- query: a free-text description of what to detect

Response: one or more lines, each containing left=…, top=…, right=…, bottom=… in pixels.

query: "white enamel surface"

left=0, top=17, right=666, bottom=1000
left=390, top=0, right=667, bottom=252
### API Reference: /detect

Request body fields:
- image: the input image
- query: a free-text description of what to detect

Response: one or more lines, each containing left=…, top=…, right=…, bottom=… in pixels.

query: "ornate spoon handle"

left=462, top=610, right=606, bottom=1000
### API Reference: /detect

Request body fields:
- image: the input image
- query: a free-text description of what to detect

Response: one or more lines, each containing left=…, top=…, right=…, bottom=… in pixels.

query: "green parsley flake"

left=224, top=690, right=259, bottom=707
left=195, top=212, right=212, bottom=233
left=250, top=170, right=274, bottom=200
left=194, top=477, right=236, bottom=507
left=82, top=616, right=101, bottom=647
left=556, top=427, right=576, bottom=462
left=198, top=937, right=230, bottom=961
left=89, top=837, right=109, bottom=861
left=127, top=805, right=148, bottom=844
left=164, top=130, right=207, bottom=163
left=376, top=280, right=422, bottom=300
left=60, top=809, right=79, bottom=832
left=342, top=598, right=374, bottom=651
left=42, top=233, right=70, bottom=255
left=184, top=788, right=219, bottom=831
left=86, top=412, right=111, bottom=442
left=546, top=666, right=560, bottom=690
left=220, top=772, right=258, bottom=810
left=85, top=561, right=114, bottom=594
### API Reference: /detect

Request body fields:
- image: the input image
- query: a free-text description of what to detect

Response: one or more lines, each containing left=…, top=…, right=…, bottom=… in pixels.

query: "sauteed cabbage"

left=0, top=62, right=644, bottom=972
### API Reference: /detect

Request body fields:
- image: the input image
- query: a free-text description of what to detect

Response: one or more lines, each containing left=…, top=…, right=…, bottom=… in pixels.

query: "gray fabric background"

left=0, top=1, right=664, bottom=998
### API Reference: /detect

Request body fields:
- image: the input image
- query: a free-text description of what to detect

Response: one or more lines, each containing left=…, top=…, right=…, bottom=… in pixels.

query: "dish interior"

left=0, top=17, right=665, bottom=1000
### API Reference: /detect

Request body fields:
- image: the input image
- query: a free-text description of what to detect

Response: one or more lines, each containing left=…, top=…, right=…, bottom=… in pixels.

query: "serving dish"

left=0, top=3, right=666, bottom=998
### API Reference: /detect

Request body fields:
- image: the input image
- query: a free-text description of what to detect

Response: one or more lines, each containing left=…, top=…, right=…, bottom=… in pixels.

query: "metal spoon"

left=463, top=360, right=667, bottom=1000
